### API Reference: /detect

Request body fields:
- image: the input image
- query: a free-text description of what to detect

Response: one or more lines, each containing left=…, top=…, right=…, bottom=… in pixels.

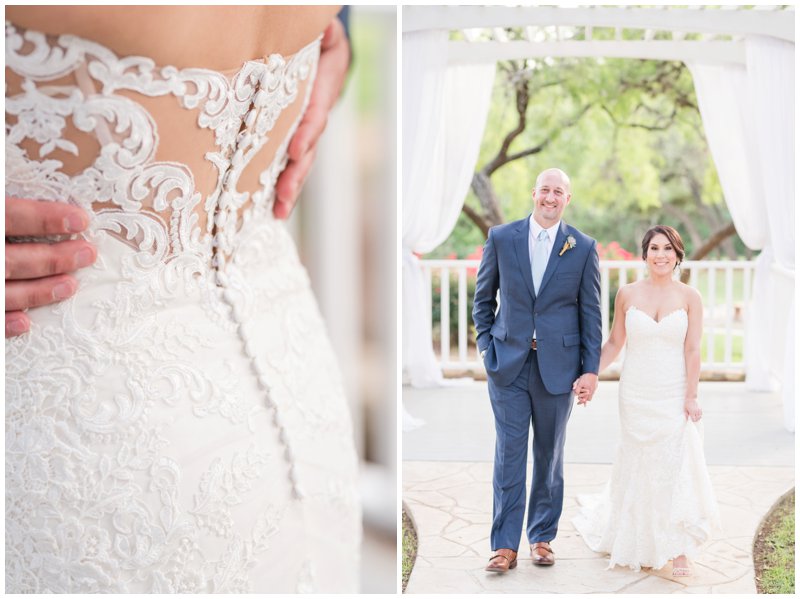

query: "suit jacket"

left=473, top=217, right=602, bottom=393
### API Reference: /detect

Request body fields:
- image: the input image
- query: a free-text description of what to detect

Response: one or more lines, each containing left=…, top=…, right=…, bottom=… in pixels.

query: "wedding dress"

left=572, top=307, right=721, bottom=571
left=5, top=22, right=361, bottom=593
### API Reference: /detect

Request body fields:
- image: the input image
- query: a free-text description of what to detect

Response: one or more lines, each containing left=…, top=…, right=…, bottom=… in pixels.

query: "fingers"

left=285, top=18, right=348, bottom=164
left=5, top=311, right=30, bottom=338
left=274, top=146, right=317, bottom=219
left=6, top=197, right=88, bottom=236
left=287, top=103, right=329, bottom=165
left=685, top=409, right=702, bottom=422
left=6, top=274, right=78, bottom=312
left=6, top=239, right=96, bottom=280
left=275, top=17, right=349, bottom=220
left=5, top=200, right=95, bottom=337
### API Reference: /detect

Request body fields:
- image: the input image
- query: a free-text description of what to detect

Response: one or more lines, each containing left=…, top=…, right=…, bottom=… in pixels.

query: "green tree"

left=445, top=52, right=745, bottom=261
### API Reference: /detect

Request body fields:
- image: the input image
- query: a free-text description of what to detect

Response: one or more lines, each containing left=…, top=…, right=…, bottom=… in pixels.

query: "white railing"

left=420, top=259, right=756, bottom=373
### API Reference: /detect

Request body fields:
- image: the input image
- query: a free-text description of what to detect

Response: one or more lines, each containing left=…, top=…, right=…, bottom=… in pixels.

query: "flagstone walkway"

left=402, top=381, right=794, bottom=594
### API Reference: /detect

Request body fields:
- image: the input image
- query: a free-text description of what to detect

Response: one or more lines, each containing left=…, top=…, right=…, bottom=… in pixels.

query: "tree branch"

left=461, top=202, right=492, bottom=238
left=490, top=103, right=594, bottom=171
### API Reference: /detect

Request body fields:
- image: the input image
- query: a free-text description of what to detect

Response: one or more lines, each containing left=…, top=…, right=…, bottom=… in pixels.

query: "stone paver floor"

left=403, top=382, right=794, bottom=594
left=404, top=462, right=793, bottom=594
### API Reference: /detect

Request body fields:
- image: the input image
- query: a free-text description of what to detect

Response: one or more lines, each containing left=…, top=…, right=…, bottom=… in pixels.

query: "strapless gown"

left=572, top=307, right=721, bottom=571
left=5, top=22, right=360, bottom=593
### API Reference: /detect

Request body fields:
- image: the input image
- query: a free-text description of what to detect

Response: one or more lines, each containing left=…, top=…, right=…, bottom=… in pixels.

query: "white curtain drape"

left=402, top=30, right=496, bottom=387
left=687, top=35, right=794, bottom=431
left=747, top=37, right=795, bottom=433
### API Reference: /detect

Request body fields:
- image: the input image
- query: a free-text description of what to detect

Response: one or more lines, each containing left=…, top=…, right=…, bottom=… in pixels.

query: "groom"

left=473, top=167, right=601, bottom=572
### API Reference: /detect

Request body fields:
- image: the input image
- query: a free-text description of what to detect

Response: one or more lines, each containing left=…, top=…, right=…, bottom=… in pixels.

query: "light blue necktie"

left=532, top=229, right=549, bottom=295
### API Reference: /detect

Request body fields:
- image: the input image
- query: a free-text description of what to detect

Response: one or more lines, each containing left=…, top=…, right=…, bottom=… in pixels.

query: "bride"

left=5, top=6, right=360, bottom=593
left=572, top=225, right=721, bottom=577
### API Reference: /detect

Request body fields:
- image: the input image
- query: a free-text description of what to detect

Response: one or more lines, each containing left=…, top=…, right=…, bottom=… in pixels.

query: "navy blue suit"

left=473, top=217, right=601, bottom=550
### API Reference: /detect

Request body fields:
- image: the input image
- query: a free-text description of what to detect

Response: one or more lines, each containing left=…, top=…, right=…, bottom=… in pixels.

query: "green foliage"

left=756, top=492, right=795, bottom=594
left=437, top=55, right=744, bottom=260
left=402, top=510, right=418, bottom=592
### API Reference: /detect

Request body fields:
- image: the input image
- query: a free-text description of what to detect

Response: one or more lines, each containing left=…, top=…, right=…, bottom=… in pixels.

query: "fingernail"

left=74, top=247, right=94, bottom=268
left=53, top=281, right=74, bottom=300
left=65, top=214, right=86, bottom=233
left=7, top=318, right=28, bottom=336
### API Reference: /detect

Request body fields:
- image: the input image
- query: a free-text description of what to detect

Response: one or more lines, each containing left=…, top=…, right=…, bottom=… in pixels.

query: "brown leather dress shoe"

left=485, top=548, right=518, bottom=573
left=530, top=541, right=555, bottom=566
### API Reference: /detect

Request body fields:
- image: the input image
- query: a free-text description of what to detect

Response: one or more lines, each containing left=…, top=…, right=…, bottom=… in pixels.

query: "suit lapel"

left=537, top=221, right=569, bottom=296
left=513, top=217, right=536, bottom=301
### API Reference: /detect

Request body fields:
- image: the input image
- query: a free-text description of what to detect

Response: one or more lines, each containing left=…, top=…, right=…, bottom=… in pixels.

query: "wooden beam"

left=403, top=6, right=794, bottom=43
left=446, top=40, right=746, bottom=66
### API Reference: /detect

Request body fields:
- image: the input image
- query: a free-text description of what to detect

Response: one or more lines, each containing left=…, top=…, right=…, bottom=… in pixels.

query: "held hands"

left=684, top=399, right=703, bottom=422
left=572, top=373, right=599, bottom=407
left=5, top=198, right=97, bottom=338
left=274, top=17, right=350, bottom=219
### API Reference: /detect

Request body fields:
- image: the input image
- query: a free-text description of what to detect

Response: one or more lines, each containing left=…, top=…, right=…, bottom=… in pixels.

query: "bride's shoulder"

left=614, top=281, right=638, bottom=306
left=677, top=282, right=702, bottom=308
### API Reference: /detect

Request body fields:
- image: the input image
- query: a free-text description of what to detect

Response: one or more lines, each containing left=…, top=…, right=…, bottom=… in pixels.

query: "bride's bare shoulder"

left=678, top=281, right=703, bottom=307
left=6, top=6, right=340, bottom=69
left=615, top=281, right=638, bottom=308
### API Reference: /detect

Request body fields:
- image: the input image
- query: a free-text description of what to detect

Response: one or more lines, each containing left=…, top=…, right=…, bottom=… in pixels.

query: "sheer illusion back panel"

left=5, top=25, right=314, bottom=257
left=6, top=10, right=362, bottom=593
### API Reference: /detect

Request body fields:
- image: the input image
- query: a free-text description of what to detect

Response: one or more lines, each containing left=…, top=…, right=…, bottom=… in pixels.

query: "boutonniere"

left=559, top=235, right=577, bottom=256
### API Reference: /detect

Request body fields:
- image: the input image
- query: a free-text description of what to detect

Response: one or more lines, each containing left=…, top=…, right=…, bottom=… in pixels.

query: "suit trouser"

left=488, top=349, right=574, bottom=551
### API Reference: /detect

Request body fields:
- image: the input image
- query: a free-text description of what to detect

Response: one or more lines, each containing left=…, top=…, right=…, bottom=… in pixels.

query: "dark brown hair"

left=641, top=225, right=685, bottom=265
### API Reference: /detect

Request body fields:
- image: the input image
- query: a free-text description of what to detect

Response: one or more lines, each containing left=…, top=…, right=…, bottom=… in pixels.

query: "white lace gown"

left=572, top=307, right=721, bottom=571
left=5, top=23, right=361, bottom=593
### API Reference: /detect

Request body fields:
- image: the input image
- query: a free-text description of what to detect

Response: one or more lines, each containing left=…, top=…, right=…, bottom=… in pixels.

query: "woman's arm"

left=683, top=287, right=704, bottom=421
left=574, top=284, right=628, bottom=405
left=598, top=285, right=629, bottom=373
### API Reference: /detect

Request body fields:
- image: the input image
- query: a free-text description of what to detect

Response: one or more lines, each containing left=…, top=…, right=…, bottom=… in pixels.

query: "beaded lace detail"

left=5, top=22, right=361, bottom=593
left=572, top=308, right=721, bottom=571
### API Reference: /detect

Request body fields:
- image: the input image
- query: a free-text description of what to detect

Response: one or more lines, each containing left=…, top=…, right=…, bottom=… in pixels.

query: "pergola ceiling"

left=403, top=5, right=795, bottom=65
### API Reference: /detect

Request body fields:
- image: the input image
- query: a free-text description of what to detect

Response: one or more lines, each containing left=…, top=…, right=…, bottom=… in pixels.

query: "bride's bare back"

left=5, top=6, right=339, bottom=69
left=6, top=6, right=338, bottom=246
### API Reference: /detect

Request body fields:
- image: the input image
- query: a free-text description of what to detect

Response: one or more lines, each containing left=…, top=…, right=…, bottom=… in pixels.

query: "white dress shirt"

left=529, top=215, right=560, bottom=340
left=528, top=215, right=560, bottom=282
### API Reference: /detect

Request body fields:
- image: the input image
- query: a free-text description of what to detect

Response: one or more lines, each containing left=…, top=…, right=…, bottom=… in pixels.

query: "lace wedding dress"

left=5, top=22, right=360, bottom=593
left=572, top=307, right=721, bottom=571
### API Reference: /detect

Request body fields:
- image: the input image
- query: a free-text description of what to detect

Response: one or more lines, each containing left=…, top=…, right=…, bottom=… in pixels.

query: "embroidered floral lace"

left=5, top=22, right=361, bottom=593
left=572, top=307, right=721, bottom=571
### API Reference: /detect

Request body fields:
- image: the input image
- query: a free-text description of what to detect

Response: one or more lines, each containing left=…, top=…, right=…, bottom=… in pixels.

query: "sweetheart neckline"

left=7, top=20, right=322, bottom=83
left=626, top=305, right=687, bottom=324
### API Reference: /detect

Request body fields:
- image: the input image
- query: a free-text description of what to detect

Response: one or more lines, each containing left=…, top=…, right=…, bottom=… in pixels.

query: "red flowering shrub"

left=597, top=241, right=635, bottom=261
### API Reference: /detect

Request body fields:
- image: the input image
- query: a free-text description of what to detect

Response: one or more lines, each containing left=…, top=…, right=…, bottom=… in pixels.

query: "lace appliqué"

left=6, top=22, right=361, bottom=593
left=572, top=308, right=722, bottom=571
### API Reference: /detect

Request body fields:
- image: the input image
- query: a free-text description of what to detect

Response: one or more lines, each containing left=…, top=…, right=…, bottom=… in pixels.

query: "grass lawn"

left=754, top=490, right=795, bottom=594
left=402, top=509, right=417, bottom=592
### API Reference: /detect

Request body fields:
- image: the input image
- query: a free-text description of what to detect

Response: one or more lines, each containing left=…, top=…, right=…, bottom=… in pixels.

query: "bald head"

left=535, top=168, right=571, bottom=193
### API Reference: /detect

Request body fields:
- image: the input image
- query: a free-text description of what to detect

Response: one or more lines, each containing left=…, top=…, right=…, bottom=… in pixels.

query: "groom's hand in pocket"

left=5, top=198, right=96, bottom=338
left=274, top=15, right=350, bottom=219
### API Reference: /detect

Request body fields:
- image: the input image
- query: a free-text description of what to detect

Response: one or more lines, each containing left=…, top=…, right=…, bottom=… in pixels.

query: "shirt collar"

left=529, top=214, right=560, bottom=242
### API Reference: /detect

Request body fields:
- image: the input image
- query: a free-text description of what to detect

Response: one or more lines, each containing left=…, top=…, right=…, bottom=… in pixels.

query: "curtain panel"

left=687, top=35, right=794, bottom=431
left=402, top=30, right=496, bottom=387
